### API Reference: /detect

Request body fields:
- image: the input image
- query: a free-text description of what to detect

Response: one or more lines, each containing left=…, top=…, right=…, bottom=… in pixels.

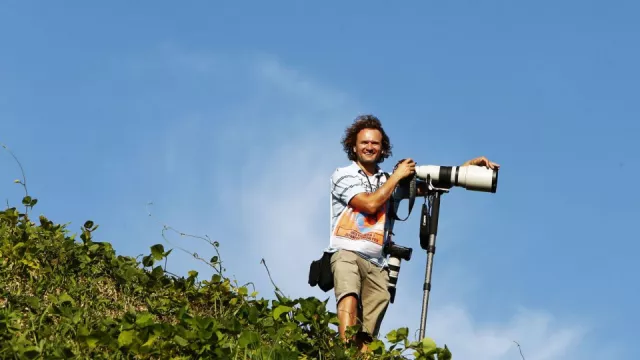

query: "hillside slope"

left=0, top=196, right=450, bottom=359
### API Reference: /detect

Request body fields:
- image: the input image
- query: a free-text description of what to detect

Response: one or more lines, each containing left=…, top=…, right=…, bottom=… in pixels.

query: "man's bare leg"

left=337, top=294, right=358, bottom=341
left=337, top=295, right=373, bottom=353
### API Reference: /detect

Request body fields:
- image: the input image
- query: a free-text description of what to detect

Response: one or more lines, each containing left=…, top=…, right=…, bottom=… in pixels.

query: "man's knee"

left=337, top=293, right=358, bottom=309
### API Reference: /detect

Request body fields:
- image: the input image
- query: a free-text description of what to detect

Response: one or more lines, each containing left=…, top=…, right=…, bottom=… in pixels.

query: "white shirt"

left=326, top=161, right=392, bottom=267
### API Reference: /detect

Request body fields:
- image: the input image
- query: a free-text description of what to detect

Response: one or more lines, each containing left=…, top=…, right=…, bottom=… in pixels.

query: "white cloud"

left=374, top=281, right=590, bottom=360
left=426, top=305, right=588, bottom=360
left=134, top=47, right=596, bottom=359
left=219, top=56, right=362, bottom=299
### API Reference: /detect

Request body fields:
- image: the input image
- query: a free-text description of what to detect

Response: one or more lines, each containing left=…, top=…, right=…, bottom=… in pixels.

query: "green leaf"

left=238, top=330, right=260, bottom=347
left=142, top=254, right=154, bottom=267
left=77, top=326, right=90, bottom=337
left=22, top=196, right=32, bottom=206
left=151, top=265, right=164, bottom=278
left=294, top=312, right=309, bottom=323
left=273, top=305, right=292, bottom=320
left=25, top=296, right=40, bottom=309
left=397, top=327, right=409, bottom=341
left=368, top=340, right=384, bottom=352
left=386, top=329, right=398, bottom=343
left=262, top=317, right=274, bottom=327
left=21, top=346, right=40, bottom=359
left=57, top=293, right=75, bottom=306
left=135, top=313, right=154, bottom=328
left=83, top=220, right=94, bottom=229
left=439, top=344, right=452, bottom=360
left=150, top=244, right=165, bottom=260
left=247, top=307, right=260, bottom=324
left=420, top=337, right=437, bottom=353
left=118, top=329, right=135, bottom=347
left=86, top=336, right=100, bottom=349
left=142, top=333, right=159, bottom=348
left=174, top=335, right=189, bottom=347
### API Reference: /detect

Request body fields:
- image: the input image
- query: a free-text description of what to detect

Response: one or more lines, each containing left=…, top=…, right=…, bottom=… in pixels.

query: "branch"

left=513, top=341, right=525, bottom=360
left=241, top=281, right=256, bottom=295
left=260, top=258, right=286, bottom=298
left=161, top=225, right=224, bottom=276
left=1, top=143, right=28, bottom=197
left=146, top=202, right=225, bottom=277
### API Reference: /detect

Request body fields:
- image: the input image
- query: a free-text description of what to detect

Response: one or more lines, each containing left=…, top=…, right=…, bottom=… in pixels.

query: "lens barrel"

left=415, top=165, right=498, bottom=193
left=387, top=256, right=402, bottom=303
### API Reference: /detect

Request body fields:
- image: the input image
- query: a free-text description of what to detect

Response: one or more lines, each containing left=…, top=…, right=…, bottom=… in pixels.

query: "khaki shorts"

left=330, top=249, right=390, bottom=337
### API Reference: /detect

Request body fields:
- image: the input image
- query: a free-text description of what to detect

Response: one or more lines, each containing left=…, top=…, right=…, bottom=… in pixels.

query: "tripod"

left=417, top=179, right=449, bottom=340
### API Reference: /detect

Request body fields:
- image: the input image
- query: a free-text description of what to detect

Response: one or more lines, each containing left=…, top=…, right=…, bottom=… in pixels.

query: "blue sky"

left=1, top=1, right=638, bottom=358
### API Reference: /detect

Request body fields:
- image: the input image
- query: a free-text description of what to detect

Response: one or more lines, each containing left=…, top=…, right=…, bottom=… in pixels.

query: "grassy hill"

left=0, top=193, right=451, bottom=359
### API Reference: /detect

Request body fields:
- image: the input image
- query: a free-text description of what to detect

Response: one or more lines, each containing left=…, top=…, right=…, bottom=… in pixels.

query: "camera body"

left=385, top=241, right=412, bottom=261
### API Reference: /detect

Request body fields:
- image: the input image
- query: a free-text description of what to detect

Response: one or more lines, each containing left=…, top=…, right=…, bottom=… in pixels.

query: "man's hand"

left=392, top=158, right=416, bottom=180
left=461, top=156, right=500, bottom=169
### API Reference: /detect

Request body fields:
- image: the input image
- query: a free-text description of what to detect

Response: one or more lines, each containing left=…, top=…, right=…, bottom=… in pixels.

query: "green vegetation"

left=0, top=187, right=452, bottom=358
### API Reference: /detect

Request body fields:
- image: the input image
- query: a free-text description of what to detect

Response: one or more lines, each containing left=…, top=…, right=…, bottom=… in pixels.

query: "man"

left=327, top=114, right=499, bottom=351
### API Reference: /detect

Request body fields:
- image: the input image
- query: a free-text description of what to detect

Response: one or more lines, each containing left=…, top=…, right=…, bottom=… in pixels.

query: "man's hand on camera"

left=393, top=158, right=416, bottom=179
left=462, top=156, right=500, bottom=169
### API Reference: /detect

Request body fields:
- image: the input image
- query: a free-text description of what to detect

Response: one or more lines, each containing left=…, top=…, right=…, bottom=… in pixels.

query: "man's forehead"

left=357, top=129, right=382, bottom=141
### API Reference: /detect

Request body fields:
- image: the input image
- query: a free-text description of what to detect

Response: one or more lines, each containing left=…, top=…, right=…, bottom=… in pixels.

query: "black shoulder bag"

left=308, top=251, right=334, bottom=292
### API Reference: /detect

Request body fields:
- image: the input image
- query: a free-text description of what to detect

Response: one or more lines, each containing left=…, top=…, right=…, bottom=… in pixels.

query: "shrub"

left=0, top=185, right=451, bottom=359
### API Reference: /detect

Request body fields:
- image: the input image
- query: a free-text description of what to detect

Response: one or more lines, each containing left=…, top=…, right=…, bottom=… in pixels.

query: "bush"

left=0, top=192, right=451, bottom=359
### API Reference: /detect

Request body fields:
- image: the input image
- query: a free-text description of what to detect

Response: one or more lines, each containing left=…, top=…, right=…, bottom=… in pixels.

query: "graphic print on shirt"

left=332, top=203, right=387, bottom=246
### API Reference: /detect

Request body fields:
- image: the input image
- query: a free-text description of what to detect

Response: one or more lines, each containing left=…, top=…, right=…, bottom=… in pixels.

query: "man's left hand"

left=462, top=156, right=500, bottom=169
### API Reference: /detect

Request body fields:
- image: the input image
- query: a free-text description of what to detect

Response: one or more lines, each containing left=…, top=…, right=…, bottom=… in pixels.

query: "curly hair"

left=341, top=114, right=393, bottom=164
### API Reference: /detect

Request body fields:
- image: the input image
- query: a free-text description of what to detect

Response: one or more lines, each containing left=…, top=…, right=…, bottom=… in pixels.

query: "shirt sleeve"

left=331, top=168, right=367, bottom=206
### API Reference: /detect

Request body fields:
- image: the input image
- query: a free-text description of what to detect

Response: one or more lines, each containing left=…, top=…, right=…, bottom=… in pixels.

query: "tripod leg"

left=419, top=192, right=440, bottom=340
left=419, top=242, right=435, bottom=339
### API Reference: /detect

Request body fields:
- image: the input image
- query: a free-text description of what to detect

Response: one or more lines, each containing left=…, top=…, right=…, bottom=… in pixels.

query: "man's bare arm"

left=461, top=156, right=500, bottom=169
left=347, top=159, right=416, bottom=214
left=348, top=173, right=404, bottom=214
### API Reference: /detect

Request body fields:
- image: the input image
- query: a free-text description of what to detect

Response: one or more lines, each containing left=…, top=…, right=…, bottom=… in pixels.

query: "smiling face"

left=353, top=128, right=383, bottom=167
